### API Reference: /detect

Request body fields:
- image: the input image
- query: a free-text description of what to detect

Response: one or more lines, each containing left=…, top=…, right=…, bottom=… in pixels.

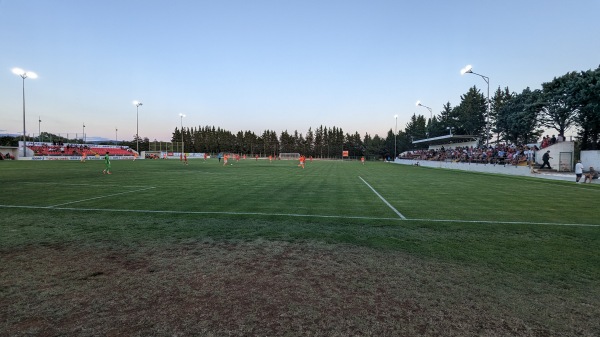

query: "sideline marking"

left=47, top=186, right=157, bottom=208
left=358, top=176, right=406, bottom=220
left=0, top=204, right=598, bottom=227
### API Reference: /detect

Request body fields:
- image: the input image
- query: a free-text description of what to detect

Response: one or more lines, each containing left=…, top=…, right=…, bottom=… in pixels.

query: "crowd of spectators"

left=29, top=144, right=134, bottom=156
left=400, top=143, right=538, bottom=166
left=540, top=134, right=562, bottom=148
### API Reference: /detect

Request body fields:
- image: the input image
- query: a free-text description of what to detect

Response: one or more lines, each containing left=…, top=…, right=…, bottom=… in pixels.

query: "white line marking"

left=358, top=176, right=406, bottom=220
left=22, top=182, right=151, bottom=188
left=406, top=218, right=600, bottom=227
left=0, top=204, right=598, bottom=227
left=47, top=187, right=157, bottom=207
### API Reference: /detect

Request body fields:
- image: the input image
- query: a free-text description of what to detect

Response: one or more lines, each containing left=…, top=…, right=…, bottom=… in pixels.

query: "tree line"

left=171, top=65, right=599, bottom=157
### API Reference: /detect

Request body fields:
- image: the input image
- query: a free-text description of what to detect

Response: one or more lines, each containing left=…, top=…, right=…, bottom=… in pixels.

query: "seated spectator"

left=584, top=167, right=597, bottom=183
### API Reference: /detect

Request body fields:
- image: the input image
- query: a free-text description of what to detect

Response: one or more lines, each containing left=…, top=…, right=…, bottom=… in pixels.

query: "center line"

left=359, top=176, right=406, bottom=220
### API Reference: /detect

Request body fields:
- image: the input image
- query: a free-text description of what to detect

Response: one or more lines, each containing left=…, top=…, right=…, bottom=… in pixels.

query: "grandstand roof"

left=412, top=134, right=480, bottom=146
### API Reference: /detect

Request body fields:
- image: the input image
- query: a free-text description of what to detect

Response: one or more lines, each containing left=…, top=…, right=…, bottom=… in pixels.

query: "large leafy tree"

left=496, top=87, right=544, bottom=144
left=540, top=71, right=581, bottom=137
left=575, top=66, right=600, bottom=150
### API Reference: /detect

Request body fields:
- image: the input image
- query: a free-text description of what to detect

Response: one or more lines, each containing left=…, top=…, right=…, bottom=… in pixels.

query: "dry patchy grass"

left=1, top=241, right=598, bottom=336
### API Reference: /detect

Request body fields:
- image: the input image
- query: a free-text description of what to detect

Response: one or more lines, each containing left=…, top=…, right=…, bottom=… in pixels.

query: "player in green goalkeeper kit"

left=103, top=151, right=112, bottom=174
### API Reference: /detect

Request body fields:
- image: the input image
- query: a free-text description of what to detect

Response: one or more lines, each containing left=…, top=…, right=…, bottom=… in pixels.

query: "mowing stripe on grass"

left=0, top=204, right=598, bottom=227
left=47, top=187, right=157, bottom=208
left=358, top=176, right=406, bottom=220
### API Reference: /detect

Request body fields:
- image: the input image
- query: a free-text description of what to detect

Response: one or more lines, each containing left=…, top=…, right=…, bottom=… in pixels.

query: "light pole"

left=394, top=114, right=398, bottom=160
left=82, top=123, right=86, bottom=144
left=179, top=113, right=186, bottom=160
left=12, top=68, right=38, bottom=157
left=416, top=100, right=433, bottom=138
left=38, top=116, right=41, bottom=143
left=461, top=64, right=490, bottom=147
left=133, top=101, right=143, bottom=153
left=415, top=100, right=432, bottom=121
left=115, top=128, right=118, bottom=145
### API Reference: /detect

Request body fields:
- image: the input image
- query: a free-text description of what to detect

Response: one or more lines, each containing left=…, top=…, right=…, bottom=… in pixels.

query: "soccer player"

left=269, top=155, right=272, bottom=163
left=133, top=152, right=138, bottom=161
left=80, top=152, right=87, bottom=163
left=361, top=156, right=365, bottom=165
left=298, top=155, right=305, bottom=169
left=184, top=153, right=188, bottom=165
left=223, top=154, right=229, bottom=166
left=102, top=151, right=111, bottom=174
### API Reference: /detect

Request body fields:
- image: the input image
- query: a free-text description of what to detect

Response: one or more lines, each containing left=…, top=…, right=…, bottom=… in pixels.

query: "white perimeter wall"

left=581, top=150, right=600, bottom=171
left=393, top=156, right=597, bottom=183
left=534, top=141, right=575, bottom=171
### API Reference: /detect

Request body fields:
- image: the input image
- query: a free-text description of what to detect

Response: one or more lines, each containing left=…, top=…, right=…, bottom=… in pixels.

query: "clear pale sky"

left=1, top=0, right=599, bottom=142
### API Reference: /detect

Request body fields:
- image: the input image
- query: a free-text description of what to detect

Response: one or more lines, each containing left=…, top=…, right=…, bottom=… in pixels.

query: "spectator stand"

left=24, top=142, right=136, bottom=160
left=0, top=146, right=19, bottom=160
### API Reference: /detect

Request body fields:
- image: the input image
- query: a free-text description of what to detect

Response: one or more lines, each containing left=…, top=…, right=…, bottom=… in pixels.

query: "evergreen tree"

left=453, top=86, right=487, bottom=139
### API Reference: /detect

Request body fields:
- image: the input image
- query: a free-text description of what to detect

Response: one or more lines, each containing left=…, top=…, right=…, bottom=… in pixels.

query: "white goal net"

left=279, top=153, right=300, bottom=160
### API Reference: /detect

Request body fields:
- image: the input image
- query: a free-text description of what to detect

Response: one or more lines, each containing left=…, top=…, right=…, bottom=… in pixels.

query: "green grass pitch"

left=1, top=158, right=599, bottom=336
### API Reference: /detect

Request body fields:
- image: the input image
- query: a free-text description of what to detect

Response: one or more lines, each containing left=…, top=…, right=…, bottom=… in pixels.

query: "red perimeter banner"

left=342, top=150, right=349, bottom=157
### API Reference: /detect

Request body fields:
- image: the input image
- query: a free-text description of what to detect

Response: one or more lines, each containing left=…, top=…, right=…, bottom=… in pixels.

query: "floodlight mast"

left=416, top=100, right=433, bottom=120
left=12, top=68, right=37, bottom=158
left=461, top=65, right=490, bottom=146
left=133, top=101, right=143, bottom=153
left=179, top=113, right=186, bottom=161
left=394, top=114, right=398, bottom=160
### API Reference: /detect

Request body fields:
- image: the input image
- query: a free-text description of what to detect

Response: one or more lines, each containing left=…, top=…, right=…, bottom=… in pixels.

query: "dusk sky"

left=1, top=0, right=599, bottom=142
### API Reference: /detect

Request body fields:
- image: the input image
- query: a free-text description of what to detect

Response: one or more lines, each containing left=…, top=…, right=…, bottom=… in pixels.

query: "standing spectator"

left=551, top=135, right=557, bottom=144
left=540, top=150, right=552, bottom=169
left=575, top=160, right=584, bottom=183
left=541, top=136, right=549, bottom=148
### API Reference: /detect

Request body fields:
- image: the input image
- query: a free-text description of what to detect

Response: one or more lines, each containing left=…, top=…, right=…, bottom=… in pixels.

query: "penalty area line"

left=359, top=176, right=406, bottom=220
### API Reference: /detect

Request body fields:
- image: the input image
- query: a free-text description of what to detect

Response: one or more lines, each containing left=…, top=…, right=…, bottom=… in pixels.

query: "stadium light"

left=179, top=113, right=186, bottom=161
left=416, top=100, right=432, bottom=120
left=394, top=114, right=398, bottom=160
left=133, top=101, right=143, bottom=153
left=461, top=64, right=490, bottom=146
left=13, top=67, right=38, bottom=158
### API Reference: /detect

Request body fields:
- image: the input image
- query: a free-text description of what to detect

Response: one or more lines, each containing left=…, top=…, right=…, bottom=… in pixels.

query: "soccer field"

left=1, top=158, right=598, bottom=224
left=1, top=159, right=599, bottom=336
